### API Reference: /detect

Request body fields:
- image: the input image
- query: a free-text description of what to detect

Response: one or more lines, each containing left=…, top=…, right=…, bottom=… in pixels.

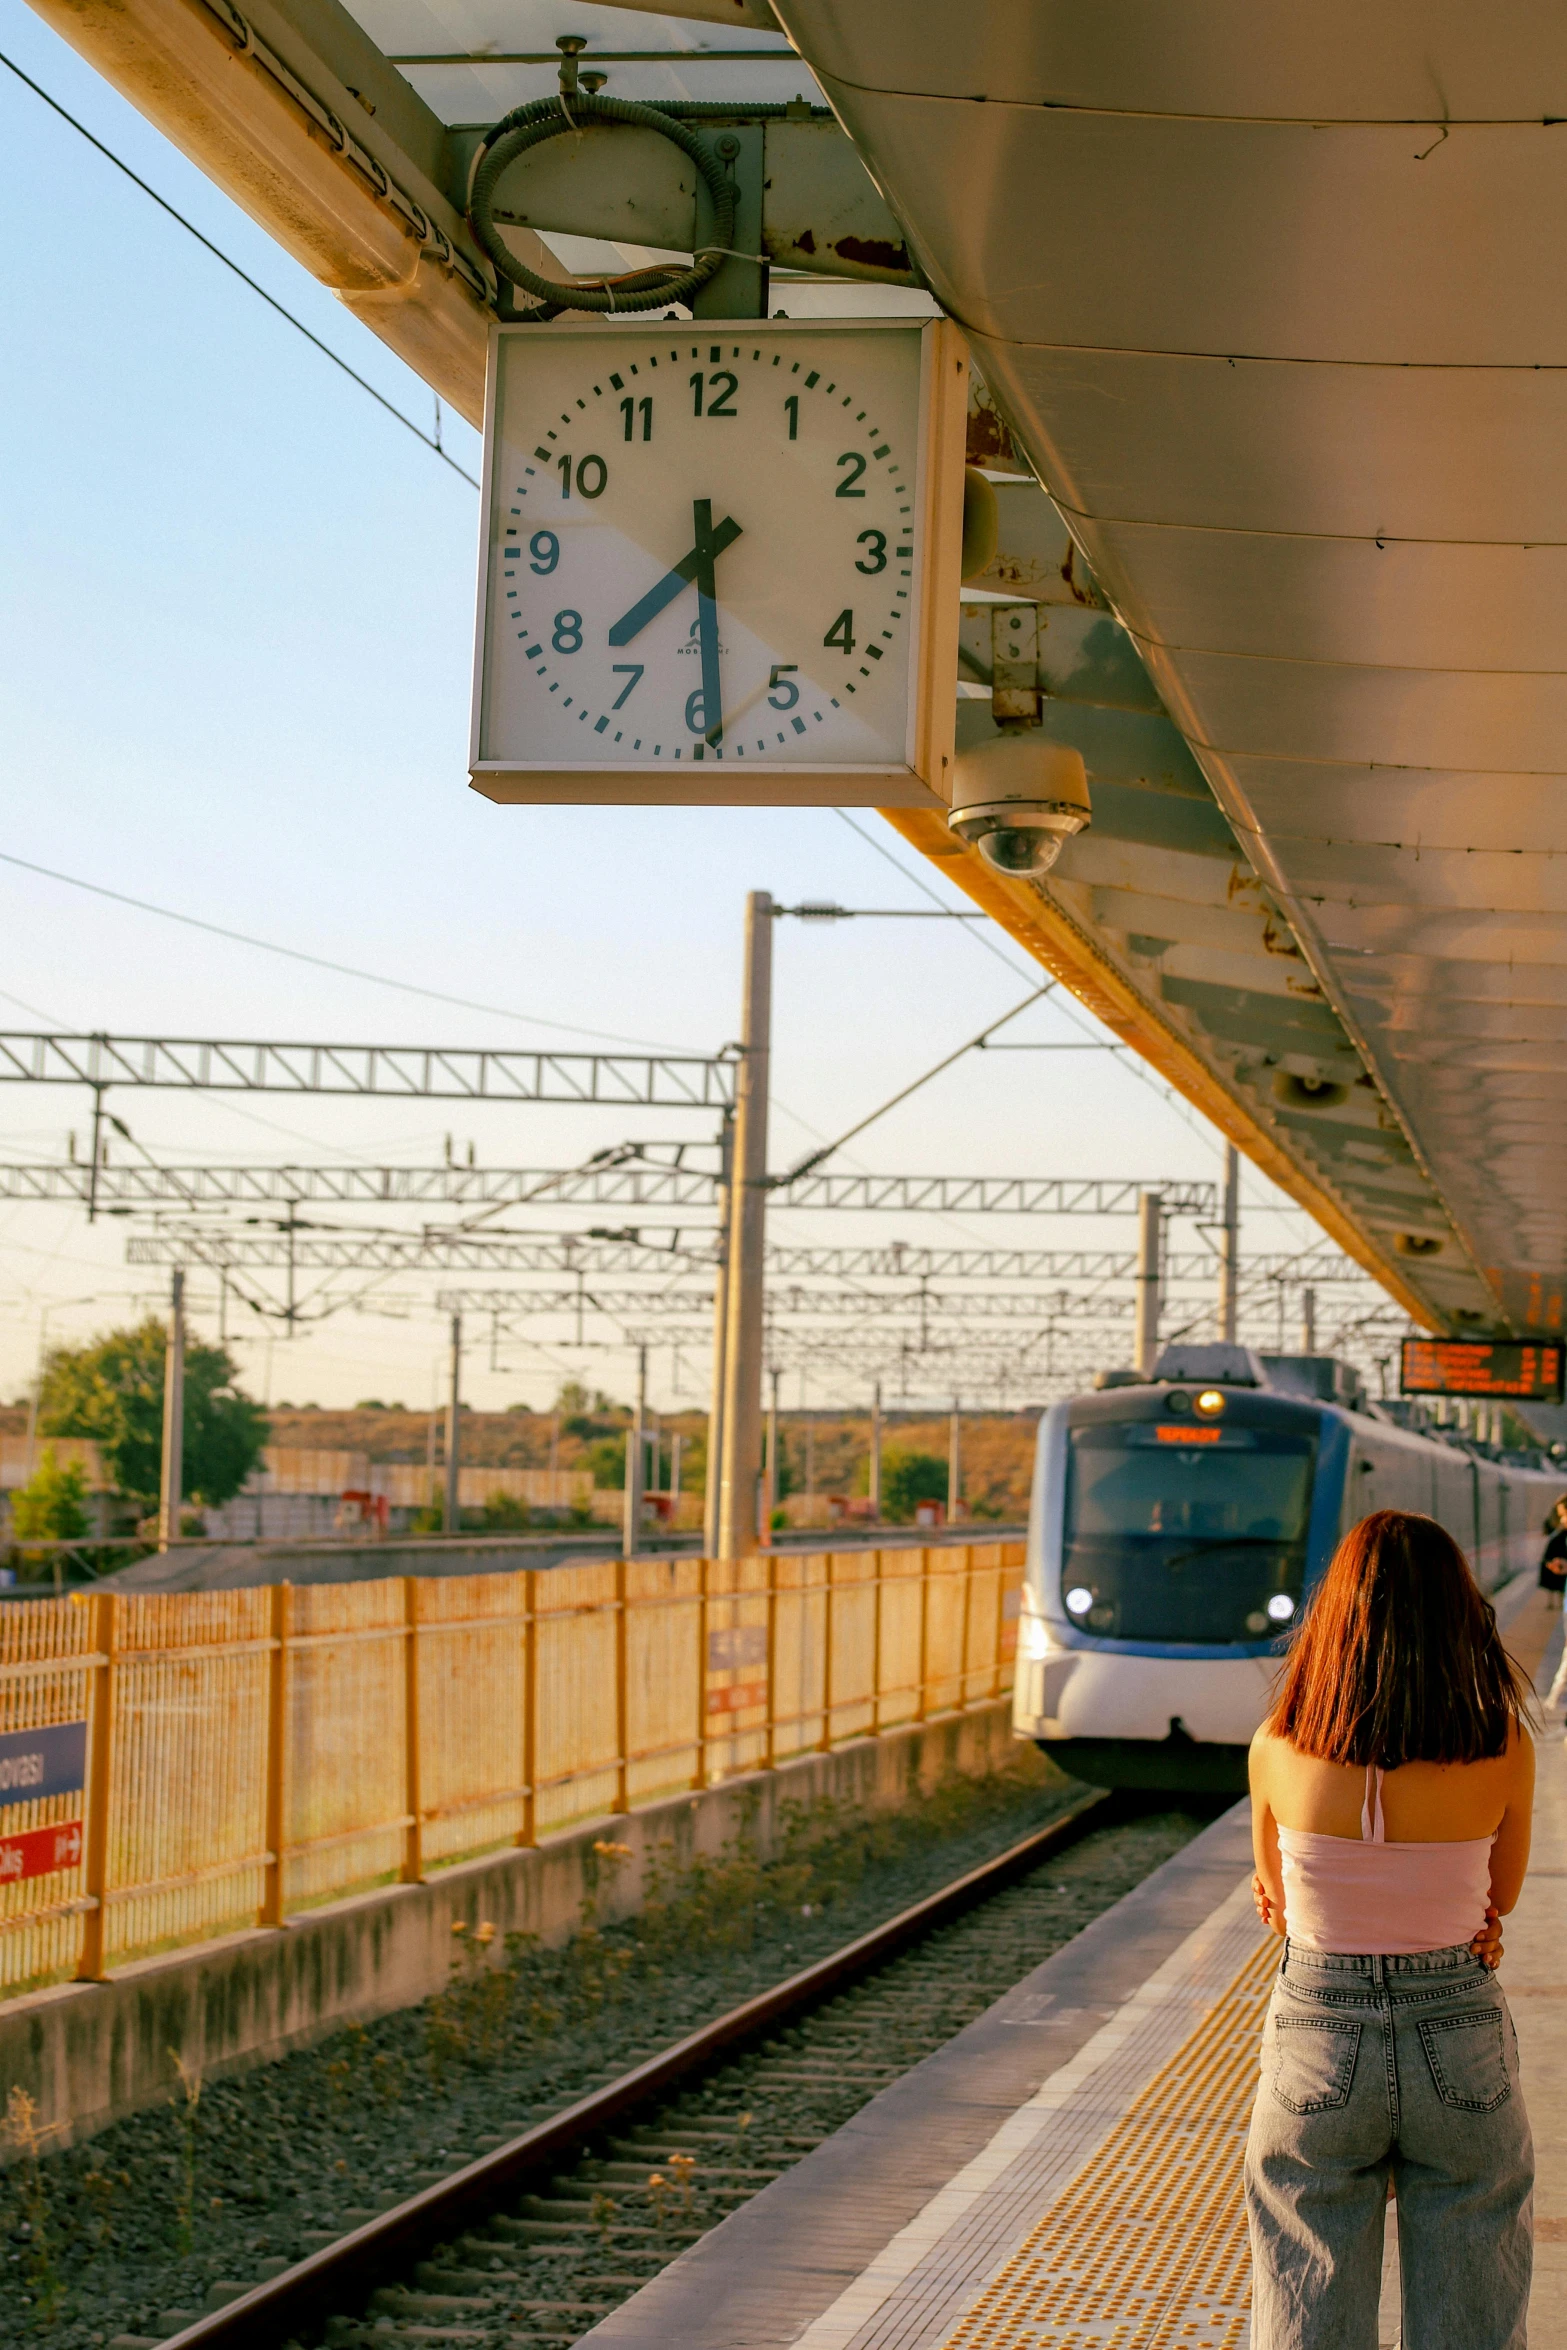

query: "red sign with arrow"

left=0, top=1820, right=83, bottom=1884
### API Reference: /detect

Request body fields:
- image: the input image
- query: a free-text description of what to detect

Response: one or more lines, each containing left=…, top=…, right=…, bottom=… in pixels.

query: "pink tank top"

left=1277, top=1765, right=1495, bottom=1955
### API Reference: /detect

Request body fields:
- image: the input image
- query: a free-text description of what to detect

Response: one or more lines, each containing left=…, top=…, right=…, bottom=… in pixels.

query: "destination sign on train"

left=1400, top=1338, right=1566, bottom=1402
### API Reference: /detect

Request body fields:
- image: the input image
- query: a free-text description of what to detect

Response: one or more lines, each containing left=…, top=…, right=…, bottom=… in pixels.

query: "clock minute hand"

left=606, top=512, right=742, bottom=647
left=691, top=497, right=724, bottom=751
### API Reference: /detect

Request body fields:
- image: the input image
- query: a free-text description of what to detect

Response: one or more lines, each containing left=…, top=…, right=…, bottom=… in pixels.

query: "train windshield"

left=1063, top=1425, right=1317, bottom=1644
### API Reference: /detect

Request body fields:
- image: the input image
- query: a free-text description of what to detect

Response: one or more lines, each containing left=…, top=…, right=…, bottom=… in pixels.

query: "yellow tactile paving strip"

left=937, top=1936, right=1278, bottom=2350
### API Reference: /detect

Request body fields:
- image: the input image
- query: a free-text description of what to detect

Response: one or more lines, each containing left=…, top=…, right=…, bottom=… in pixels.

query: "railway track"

left=144, top=1790, right=1190, bottom=2350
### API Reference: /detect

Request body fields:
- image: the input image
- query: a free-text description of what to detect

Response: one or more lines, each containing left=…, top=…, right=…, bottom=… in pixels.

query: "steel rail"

left=161, top=1790, right=1112, bottom=2350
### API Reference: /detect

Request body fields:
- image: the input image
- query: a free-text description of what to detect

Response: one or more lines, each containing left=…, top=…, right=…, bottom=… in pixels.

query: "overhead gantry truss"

left=0, top=1033, right=734, bottom=1108
left=4, top=1158, right=1219, bottom=1218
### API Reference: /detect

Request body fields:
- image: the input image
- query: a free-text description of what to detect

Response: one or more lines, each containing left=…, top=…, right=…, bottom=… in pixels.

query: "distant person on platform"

left=1246, top=1510, right=1532, bottom=2350
left=1539, top=1496, right=1567, bottom=1611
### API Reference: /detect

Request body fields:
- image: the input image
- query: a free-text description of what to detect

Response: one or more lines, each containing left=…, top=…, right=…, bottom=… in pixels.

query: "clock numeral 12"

left=691, top=370, right=739, bottom=418
left=619, top=397, right=653, bottom=442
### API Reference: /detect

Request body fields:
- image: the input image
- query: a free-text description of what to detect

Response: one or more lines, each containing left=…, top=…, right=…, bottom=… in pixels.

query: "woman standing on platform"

left=1246, top=1509, right=1535, bottom=2350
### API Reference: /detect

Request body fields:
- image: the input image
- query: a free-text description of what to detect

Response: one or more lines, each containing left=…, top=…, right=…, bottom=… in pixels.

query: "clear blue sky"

left=0, top=3, right=1315, bottom=1416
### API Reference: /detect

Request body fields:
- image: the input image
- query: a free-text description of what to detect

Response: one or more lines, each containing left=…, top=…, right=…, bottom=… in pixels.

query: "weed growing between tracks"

left=0, top=1757, right=1197, bottom=2346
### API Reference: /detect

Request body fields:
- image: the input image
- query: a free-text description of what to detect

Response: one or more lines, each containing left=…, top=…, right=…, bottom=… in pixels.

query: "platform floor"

left=582, top=1575, right=1567, bottom=2350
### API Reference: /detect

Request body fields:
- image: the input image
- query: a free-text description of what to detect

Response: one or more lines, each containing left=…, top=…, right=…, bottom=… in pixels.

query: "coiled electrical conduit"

left=468, top=92, right=738, bottom=315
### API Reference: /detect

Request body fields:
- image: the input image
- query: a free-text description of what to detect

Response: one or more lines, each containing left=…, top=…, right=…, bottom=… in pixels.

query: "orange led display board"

left=1400, top=1338, right=1565, bottom=1403
left=1155, top=1424, right=1223, bottom=1444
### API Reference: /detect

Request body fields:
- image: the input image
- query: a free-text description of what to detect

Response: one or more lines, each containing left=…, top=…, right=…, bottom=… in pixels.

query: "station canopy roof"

left=28, top=0, right=1564, bottom=1343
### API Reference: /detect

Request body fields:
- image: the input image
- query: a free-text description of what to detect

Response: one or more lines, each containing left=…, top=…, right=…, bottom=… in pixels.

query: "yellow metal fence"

left=0, top=1542, right=1022, bottom=1999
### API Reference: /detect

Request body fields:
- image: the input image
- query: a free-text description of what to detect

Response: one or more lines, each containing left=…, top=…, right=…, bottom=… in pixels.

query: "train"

left=1012, top=1341, right=1566, bottom=1794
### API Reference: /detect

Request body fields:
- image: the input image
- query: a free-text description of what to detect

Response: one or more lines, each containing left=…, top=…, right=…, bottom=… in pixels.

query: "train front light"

left=1194, top=1389, right=1226, bottom=1416
left=1064, top=1586, right=1093, bottom=1617
left=1267, top=1593, right=1296, bottom=1622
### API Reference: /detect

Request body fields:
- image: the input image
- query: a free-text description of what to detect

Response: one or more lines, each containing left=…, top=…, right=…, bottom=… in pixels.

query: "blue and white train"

left=1012, top=1343, right=1565, bottom=1793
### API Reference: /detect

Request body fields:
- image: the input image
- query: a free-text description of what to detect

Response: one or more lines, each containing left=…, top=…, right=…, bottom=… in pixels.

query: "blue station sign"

left=0, top=1720, right=89, bottom=1805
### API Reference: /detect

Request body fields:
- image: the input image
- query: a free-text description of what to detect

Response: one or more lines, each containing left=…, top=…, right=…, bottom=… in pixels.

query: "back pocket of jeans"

left=1419, top=2009, right=1511, bottom=2113
left=1271, top=2016, right=1362, bottom=2113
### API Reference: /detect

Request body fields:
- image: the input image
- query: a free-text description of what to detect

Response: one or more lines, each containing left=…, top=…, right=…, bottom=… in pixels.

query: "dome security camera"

left=946, top=733, right=1091, bottom=877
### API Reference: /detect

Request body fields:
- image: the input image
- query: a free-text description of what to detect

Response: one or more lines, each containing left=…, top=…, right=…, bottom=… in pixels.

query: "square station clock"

left=469, top=317, right=966, bottom=805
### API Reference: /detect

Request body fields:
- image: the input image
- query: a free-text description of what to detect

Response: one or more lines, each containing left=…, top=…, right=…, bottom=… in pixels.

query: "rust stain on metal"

left=1260, top=914, right=1302, bottom=959
left=966, top=389, right=1019, bottom=468
left=1058, top=540, right=1098, bottom=607
left=832, top=232, right=910, bottom=272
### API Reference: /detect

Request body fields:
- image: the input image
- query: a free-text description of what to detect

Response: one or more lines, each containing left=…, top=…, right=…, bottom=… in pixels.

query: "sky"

left=0, top=2, right=1340, bottom=1419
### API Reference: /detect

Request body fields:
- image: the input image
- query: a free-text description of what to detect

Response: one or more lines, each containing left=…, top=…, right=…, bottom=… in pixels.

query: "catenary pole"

left=624, top=1342, right=647, bottom=1556
left=1218, top=1143, right=1239, bottom=1343
left=765, top=1363, right=782, bottom=1541
left=948, top=1396, right=962, bottom=1523
left=443, top=1312, right=462, bottom=1533
left=1135, top=1191, right=1163, bottom=1377
left=704, top=1113, right=733, bottom=1557
left=718, top=891, right=772, bottom=1558
left=1300, top=1286, right=1317, bottom=1355
left=869, top=1379, right=882, bottom=1519
left=157, top=1267, right=185, bottom=1551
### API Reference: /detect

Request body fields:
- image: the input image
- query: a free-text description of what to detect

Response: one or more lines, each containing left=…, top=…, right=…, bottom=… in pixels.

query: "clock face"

left=472, top=322, right=929, bottom=791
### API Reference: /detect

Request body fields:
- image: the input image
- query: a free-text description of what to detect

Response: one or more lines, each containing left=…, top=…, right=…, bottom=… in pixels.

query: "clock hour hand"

left=607, top=512, right=742, bottom=647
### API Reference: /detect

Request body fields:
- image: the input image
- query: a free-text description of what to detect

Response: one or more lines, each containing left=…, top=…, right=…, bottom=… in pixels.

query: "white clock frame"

left=468, top=315, right=966, bottom=807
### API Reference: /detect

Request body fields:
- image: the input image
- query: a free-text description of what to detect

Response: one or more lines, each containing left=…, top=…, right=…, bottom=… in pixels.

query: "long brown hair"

left=1268, top=1510, right=1528, bottom=1767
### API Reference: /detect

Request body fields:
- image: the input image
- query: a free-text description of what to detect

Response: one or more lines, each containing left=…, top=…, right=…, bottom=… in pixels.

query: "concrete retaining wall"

left=0, top=1700, right=1026, bottom=2152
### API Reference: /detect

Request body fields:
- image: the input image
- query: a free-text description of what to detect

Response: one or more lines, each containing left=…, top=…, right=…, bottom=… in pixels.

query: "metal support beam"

left=948, top=1399, right=961, bottom=1523
left=869, top=1380, right=882, bottom=1519
left=624, top=1343, right=647, bottom=1556
left=1, top=1160, right=1221, bottom=1217
left=0, top=1033, right=733, bottom=1109
left=1134, top=1191, right=1163, bottom=1378
left=704, top=1116, right=733, bottom=1560
left=718, top=891, right=772, bottom=1560
left=1300, top=1287, right=1318, bottom=1354
left=157, top=1268, right=185, bottom=1552
left=443, top=1313, right=463, bottom=1534
left=1218, top=1143, right=1240, bottom=1344
left=764, top=1364, right=782, bottom=1541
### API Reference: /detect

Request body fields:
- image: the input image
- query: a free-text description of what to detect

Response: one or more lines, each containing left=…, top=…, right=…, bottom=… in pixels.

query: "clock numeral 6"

left=824, top=610, right=855, bottom=654
left=556, top=454, right=608, bottom=499
left=552, top=610, right=583, bottom=654
left=767, top=664, right=800, bottom=711
left=685, top=688, right=713, bottom=735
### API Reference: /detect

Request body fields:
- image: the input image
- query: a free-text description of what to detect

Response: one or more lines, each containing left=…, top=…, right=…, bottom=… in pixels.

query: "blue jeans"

left=1245, top=1944, right=1533, bottom=2350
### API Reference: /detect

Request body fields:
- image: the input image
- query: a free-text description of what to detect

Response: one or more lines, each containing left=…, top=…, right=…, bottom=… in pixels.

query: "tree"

left=880, top=1449, right=949, bottom=1524
left=586, top=1434, right=627, bottom=1489
left=10, top=1449, right=89, bottom=1542
left=38, top=1319, right=268, bottom=1509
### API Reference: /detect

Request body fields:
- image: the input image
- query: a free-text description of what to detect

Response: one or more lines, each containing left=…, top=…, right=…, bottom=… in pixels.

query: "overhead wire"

left=0, top=848, right=711, bottom=1053
left=0, top=47, right=479, bottom=487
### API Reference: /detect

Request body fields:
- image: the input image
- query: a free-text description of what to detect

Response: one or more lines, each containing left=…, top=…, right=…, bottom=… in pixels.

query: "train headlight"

left=1021, top=1612, right=1052, bottom=1660
left=1267, top=1593, right=1296, bottom=1622
left=1064, top=1586, right=1093, bottom=1616
left=1195, top=1389, right=1226, bottom=1416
